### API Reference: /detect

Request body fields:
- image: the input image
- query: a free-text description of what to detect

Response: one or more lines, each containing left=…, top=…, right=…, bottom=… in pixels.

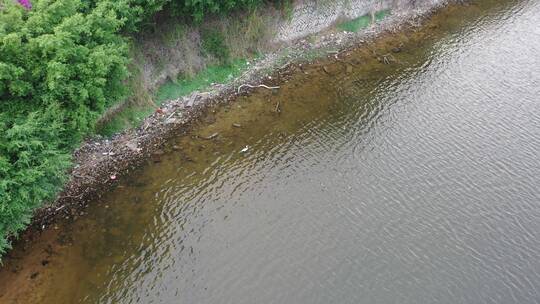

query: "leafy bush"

left=0, top=0, right=142, bottom=255
left=0, top=105, right=71, bottom=251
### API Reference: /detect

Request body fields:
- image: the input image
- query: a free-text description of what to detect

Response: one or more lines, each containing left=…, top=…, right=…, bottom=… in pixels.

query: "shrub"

left=0, top=0, right=138, bottom=255
left=0, top=105, right=71, bottom=252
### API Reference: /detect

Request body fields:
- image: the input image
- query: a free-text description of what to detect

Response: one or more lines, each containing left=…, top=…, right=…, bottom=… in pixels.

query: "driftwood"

left=237, top=84, right=280, bottom=94
left=275, top=100, right=281, bottom=113
left=165, top=110, right=177, bottom=120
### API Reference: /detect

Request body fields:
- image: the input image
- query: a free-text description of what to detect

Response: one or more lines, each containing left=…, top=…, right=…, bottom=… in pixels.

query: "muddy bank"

left=22, top=1, right=458, bottom=243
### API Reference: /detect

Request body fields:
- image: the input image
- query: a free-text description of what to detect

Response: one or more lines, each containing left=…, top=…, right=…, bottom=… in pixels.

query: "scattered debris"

left=240, top=146, right=250, bottom=153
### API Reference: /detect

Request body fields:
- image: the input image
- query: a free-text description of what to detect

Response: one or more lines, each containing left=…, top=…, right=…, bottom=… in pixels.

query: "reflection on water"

left=1, top=0, right=540, bottom=303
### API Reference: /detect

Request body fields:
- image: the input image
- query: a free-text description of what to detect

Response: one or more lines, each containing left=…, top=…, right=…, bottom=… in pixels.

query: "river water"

left=1, top=0, right=540, bottom=303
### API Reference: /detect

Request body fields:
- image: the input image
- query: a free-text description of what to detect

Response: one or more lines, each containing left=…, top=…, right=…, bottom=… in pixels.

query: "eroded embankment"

left=25, top=1, right=455, bottom=245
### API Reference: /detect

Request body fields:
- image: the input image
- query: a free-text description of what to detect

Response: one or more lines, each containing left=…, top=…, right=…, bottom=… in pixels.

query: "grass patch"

left=155, top=58, right=249, bottom=103
left=375, top=9, right=391, bottom=21
left=338, top=14, right=371, bottom=32
left=337, top=9, right=391, bottom=32
left=98, top=58, right=250, bottom=136
left=97, top=103, right=161, bottom=137
left=276, top=0, right=294, bottom=21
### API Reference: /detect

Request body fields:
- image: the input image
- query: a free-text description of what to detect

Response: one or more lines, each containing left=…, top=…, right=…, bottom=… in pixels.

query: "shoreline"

left=17, top=1, right=456, bottom=249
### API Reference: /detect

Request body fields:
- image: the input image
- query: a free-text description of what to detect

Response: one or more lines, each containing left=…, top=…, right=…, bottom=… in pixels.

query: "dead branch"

left=237, top=84, right=280, bottom=94
left=275, top=100, right=281, bottom=113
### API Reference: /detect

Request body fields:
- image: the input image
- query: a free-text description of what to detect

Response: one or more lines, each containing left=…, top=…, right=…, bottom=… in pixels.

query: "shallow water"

left=2, top=0, right=540, bottom=303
